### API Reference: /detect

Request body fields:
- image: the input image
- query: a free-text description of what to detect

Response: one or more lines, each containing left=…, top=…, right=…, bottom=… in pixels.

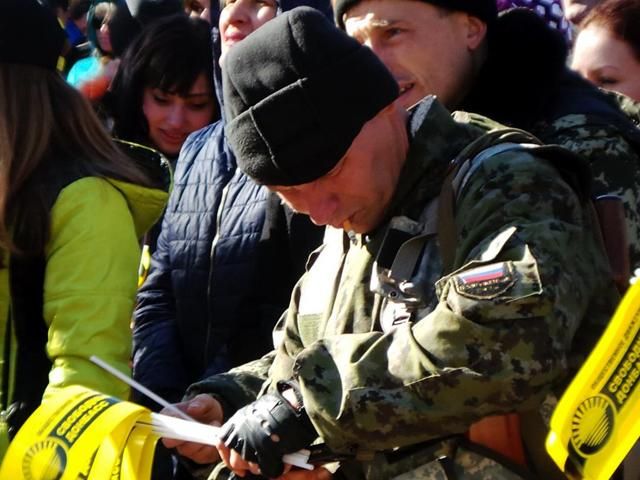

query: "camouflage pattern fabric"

left=604, top=90, right=640, bottom=127
left=534, top=107, right=640, bottom=269
left=189, top=98, right=619, bottom=479
left=365, top=439, right=530, bottom=480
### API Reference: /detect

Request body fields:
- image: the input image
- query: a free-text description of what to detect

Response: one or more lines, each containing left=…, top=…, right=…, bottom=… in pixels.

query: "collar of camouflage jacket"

left=384, top=97, right=487, bottom=225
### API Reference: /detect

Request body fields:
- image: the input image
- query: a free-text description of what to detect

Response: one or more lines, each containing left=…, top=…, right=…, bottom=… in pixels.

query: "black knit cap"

left=334, top=0, right=498, bottom=29
left=223, top=6, right=399, bottom=186
left=0, top=0, right=67, bottom=71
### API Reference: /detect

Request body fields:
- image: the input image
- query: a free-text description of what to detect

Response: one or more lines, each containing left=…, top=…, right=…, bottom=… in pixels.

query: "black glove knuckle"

left=220, top=383, right=317, bottom=478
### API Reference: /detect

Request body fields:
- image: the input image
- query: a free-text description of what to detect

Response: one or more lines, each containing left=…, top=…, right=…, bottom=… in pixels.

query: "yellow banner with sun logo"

left=546, top=278, right=640, bottom=479
left=0, top=386, right=159, bottom=480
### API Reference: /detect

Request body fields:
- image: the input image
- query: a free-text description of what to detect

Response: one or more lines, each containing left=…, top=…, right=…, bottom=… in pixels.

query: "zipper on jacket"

left=203, top=179, right=231, bottom=371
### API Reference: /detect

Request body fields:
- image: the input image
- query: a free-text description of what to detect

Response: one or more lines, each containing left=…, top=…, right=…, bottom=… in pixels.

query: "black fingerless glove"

left=218, top=380, right=317, bottom=478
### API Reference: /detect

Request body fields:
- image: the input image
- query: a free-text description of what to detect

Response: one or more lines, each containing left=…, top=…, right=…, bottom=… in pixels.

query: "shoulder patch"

left=453, top=262, right=516, bottom=299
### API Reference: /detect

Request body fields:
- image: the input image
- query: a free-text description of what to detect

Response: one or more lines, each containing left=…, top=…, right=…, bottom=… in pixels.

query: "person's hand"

left=276, top=466, right=333, bottom=480
left=161, top=393, right=224, bottom=464
left=214, top=444, right=333, bottom=480
left=215, top=439, right=263, bottom=477
left=217, top=381, right=318, bottom=478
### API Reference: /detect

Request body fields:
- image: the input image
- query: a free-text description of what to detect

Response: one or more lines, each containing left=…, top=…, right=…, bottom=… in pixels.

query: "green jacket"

left=0, top=171, right=167, bottom=456
left=188, top=98, right=619, bottom=479
left=544, top=106, right=640, bottom=272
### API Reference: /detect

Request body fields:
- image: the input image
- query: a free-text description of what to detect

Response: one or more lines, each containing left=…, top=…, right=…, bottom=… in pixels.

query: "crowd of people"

left=1, top=0, right=640, bottom=479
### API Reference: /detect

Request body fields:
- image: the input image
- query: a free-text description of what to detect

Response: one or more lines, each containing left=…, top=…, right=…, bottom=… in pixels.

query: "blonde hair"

left=0, top=64, right=152, bottom=253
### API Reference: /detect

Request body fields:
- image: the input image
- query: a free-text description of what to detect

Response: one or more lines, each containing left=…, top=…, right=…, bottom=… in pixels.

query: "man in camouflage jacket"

left=335, top=0, right=640, bottom=271
left=162, top=8, right=619, bottom=480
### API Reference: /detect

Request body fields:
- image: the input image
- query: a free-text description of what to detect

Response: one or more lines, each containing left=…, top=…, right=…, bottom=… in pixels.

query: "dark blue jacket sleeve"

left=133, top=215, right=189, bottom=409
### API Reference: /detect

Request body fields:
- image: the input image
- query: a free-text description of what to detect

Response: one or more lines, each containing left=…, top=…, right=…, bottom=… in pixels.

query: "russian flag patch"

left=453, top=262, right=515, bottom=299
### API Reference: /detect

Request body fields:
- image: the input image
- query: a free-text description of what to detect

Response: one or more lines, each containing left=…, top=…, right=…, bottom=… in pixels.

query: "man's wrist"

left=281, top=387, right=301, bottom=410
left=277, top=380, right=305, bottom=412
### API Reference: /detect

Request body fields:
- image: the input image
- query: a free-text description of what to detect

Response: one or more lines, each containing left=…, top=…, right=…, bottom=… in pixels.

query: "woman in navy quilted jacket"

left=132, top=0, right=330, bottom=413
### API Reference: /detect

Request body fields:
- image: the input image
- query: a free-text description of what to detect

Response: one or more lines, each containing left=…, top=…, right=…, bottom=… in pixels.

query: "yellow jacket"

left=0, top=174, right=167, bottom=457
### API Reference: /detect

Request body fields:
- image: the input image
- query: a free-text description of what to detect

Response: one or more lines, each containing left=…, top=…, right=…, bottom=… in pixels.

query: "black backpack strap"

left=438, top=128, right=544, bottom=274
left=591, top=196, right=630, bottom=294
left=437, top=168, right=458, bottom=275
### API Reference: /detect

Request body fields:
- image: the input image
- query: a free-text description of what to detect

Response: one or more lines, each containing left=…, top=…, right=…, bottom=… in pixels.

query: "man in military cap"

left=335, top=0, right=640, bottom=279
left=162, top=7, right=618, bottom=479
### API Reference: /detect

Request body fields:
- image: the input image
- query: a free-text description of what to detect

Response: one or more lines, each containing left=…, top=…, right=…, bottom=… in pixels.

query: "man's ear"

left=465, top=14, right=487, bottom=51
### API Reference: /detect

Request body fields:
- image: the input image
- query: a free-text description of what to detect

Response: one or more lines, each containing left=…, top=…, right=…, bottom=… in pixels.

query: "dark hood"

left=208, top=0, right=333, bottom=120
left=461, top=7, right=640, bottom=140
left=461, top=7, right=568, bottom=130
left=459, top=7, right=640, bottom=170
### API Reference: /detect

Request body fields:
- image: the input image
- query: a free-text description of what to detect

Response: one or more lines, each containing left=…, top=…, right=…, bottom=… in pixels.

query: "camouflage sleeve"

left=184, top=351, right=276, bottom=417
left=289, top=150, right=616, bottom=455
left=542, top=114, right=640, bottom=267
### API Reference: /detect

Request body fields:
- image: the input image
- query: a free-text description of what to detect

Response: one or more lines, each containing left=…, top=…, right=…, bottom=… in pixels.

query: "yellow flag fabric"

left=0, top=386, right=159, bottom=480
left=546, top=279, right=640, bottom=479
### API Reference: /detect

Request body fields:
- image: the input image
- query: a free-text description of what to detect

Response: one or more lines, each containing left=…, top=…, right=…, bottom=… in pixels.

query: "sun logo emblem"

left=22, top=439, right=67, bottom=480
left=570, top=395, right=615, bottom=456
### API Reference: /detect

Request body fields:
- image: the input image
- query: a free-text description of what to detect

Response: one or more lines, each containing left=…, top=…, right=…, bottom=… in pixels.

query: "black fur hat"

left=0, top=0, right=67, bottom=71
left=223, top=7, right=399, bottom=186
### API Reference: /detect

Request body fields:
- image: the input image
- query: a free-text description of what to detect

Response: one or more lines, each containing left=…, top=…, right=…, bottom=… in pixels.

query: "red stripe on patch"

left=459, top=264, right=506, bottom=285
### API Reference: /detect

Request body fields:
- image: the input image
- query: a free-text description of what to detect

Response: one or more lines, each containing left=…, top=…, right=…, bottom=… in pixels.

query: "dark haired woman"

left=0, top=0, right=168, bottom=457
left=110, top=14, right=217, bottom=161
left=132, top=0, right=330, bottom=419
left=109, top=13, right=217, bottom=266
left=572, top=0, right=640, bottom=101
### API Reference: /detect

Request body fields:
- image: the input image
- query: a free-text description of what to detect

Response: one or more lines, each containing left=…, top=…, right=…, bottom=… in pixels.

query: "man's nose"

left=307, top=194, right=339, bottom=226
left=226, top=0, right=249, bottom=23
